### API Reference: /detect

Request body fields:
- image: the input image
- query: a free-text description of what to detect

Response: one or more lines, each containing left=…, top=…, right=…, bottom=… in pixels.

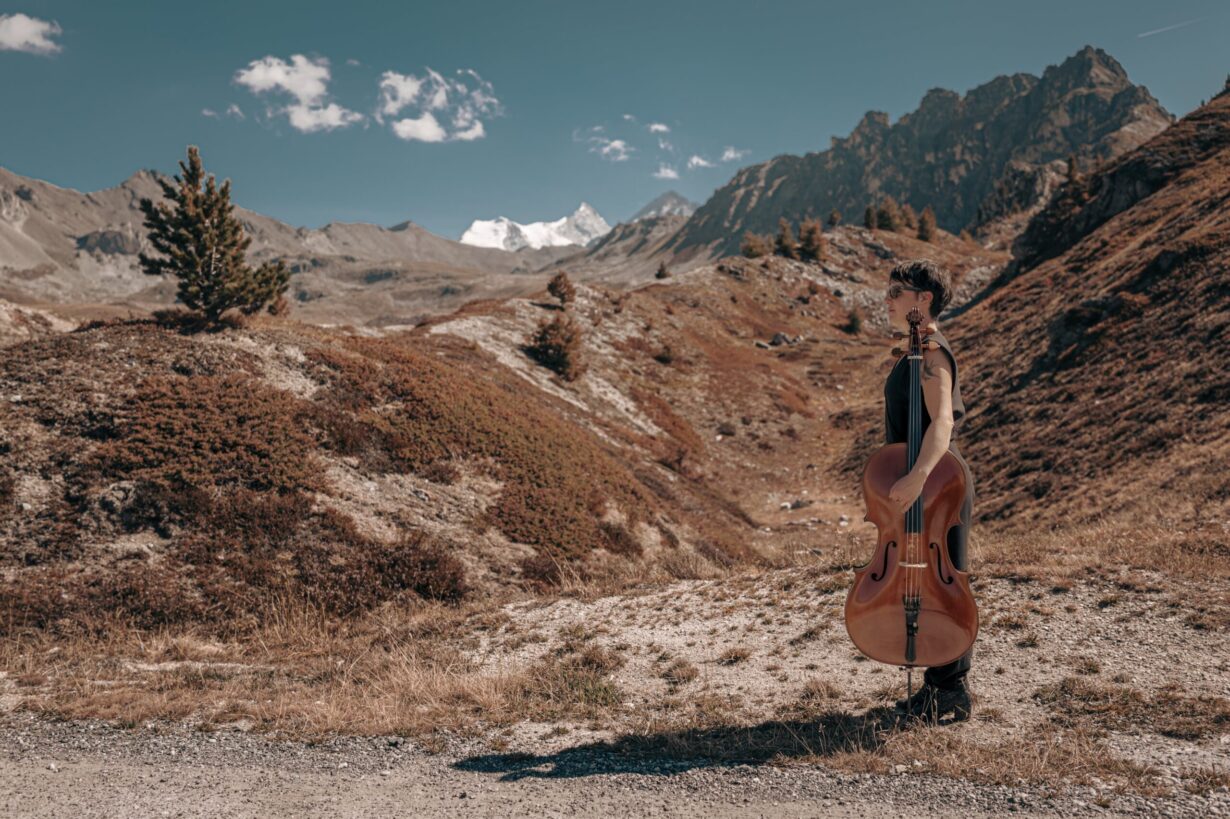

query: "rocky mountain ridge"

left=662, top=45, right=1174, bottom=261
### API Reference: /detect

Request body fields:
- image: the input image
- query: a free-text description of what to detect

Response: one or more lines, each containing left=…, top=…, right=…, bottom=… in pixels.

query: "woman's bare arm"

left=910, top=347, right=955, bottom=478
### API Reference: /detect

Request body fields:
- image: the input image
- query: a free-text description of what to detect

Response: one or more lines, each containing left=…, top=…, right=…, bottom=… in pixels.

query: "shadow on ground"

left=454, top=706, right=912, bottom=781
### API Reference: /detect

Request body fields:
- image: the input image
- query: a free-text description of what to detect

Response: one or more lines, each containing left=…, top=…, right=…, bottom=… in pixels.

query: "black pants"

left=924, top=485, right=974, bottom=689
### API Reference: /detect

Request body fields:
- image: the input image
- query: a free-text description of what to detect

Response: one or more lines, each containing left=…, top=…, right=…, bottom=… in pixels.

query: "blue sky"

left=1, top=1, right=1226, bottom=239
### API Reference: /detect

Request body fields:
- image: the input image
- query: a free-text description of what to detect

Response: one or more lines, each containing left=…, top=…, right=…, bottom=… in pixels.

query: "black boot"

left=894, top=681, right=972, bottom=723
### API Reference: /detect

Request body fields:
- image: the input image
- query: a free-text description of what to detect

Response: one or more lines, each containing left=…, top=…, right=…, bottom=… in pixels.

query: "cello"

left=844, top=306, right=978, bottom=690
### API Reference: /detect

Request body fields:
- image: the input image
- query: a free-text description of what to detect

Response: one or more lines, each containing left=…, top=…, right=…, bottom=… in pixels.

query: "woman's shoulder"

left=925, top=336, right=958, bottom=376
left=929, top=330, right=957, bottom=356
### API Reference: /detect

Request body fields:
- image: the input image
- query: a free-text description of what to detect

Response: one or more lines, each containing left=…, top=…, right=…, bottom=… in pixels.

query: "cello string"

left=909, top=325, right=917, bottom=600
left=911, top=324, right=923, bottom=601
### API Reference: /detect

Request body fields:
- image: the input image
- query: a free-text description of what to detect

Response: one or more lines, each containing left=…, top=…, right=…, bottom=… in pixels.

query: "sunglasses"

left=886, top=282, right=926, bottom=299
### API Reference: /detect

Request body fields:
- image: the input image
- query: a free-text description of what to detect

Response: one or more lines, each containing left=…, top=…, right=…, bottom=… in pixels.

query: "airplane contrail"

left=1136, top=17, right=1207, bottom=38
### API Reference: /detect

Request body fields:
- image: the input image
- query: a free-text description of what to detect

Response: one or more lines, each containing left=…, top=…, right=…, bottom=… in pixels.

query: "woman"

left=881, top=258, right=976, bottom=722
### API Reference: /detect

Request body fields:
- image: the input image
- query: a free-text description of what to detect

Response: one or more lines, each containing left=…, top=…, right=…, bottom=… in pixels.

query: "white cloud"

left=573, top=126, right=634, bottom=161
left=453, top=120, right=485, bottom=141
left=721, top=145, right=749, bottom=162
left=596, top=138, right=633, bottom=161
left=380, top=66, right=503, bottom=142
left=377, top=71, right=425, bottom=119
left=653, top=164, right=679, bottom=180
left=392, top=112, right=447, bottom=143
left=0, top=12, right=61, bottom=55
left=648, top=122, right=670, bottom=133
left=201, top=108, right=219, bottom=119
left=346, top=57, right=361, bottom=66
left=658, top=137, right=673, bottom=152
left=288, top=102, right=364, bottom=133
left=234, top=54, right=363, bottom=133
left=235, top=54, right=330, bottom=105
left=622, top=113, right=636, bottom=121
left=226, top=103, right=245, bottom=120
left=687, top=154, right=714, bottom=169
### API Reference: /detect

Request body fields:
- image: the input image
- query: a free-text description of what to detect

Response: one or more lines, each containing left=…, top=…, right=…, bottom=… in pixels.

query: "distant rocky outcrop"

left=663, top=45, right=1173, bottom=260
left=0, top=298, right=75, bottom=347
left=535, top=213, right=691, bottom=288
left=630, top=191, right=696, bottom=221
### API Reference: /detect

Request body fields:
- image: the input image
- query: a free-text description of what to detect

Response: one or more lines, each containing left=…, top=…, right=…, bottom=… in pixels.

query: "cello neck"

left=906, top=308, right=927, bottom=534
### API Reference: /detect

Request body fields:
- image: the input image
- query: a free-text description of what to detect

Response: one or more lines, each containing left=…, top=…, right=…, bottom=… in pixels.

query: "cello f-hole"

left=930, top=541, right=954, bottom=584
left=870, top=541, right=896, bottom=582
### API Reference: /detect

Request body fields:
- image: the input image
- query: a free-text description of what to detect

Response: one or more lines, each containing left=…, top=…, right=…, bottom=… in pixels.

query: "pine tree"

left=900, top=203, right=918, bottom=230
left=547, top=270, right=576, bottom=308
left=827, top=208, right=842, bottom=227
left=138, top=145, right=290, bottom=324
left=775, top=217, right=799, bottom=259
left=863, top=204, right=878, bottom=230
left=876, top=196, right=902, bottom=232
left=740, top=231, right=771, bottom=258
left=798, top=218, right=826, bottom=263
left=917, top=205, right=937, bottom=242
left=526, top=313, right=586, bottom=381
left=655, top=260, right=670, bottom=279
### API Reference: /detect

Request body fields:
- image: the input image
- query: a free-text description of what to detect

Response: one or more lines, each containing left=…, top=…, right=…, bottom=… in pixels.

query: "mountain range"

left=0, top=44, right=1183, bottom=328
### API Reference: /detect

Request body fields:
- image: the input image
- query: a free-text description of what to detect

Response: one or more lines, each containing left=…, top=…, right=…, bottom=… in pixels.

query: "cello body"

left=843, top=306, right=978, bottom=668
left=844, top=443, right=977, bottom=667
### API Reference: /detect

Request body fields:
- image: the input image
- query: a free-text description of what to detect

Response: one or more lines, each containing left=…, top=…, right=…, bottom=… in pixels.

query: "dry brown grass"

left=967, top=512, right=1230, bottom=592
left=302, top=336, right=670, bottom=571
left=716, top=646, right=751, bottom=665
left=1033, top=676, right=1230, bottom=740
left=0, top=593, right=626, bottom=739
left=1, top=504, right=469, bottom=634
left=661, top=659, right=699, bottom=689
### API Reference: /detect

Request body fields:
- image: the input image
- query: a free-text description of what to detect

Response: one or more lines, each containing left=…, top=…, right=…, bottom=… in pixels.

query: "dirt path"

left=2, top=711, right=1215, bottom=818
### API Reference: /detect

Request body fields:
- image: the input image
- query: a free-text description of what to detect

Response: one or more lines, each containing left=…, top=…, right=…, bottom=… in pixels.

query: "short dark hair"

left=889, top=258, right=953, bottom=318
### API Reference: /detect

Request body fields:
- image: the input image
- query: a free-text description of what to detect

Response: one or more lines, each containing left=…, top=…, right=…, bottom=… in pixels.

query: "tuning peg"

left=891, top=347, right=905, bottom=357
left=891, top=331, right=907, bottom=339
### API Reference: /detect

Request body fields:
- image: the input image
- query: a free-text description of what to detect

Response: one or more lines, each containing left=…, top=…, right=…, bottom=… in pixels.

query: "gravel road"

left=3, top=713, right=1226, bottom=818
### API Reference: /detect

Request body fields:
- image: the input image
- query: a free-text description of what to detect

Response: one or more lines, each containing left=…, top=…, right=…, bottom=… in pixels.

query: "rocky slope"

left=944, top=82, right=1230, bottom=529
left=0, top=219, right=1002, bottom=632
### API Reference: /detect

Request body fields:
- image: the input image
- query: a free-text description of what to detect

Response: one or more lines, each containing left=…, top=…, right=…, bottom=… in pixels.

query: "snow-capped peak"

left=460, top=203, right=611, bottom=251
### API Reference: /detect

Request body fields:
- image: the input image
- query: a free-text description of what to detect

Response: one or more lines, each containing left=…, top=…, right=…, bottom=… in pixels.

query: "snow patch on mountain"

left=460, top=203, right=611, bottom=251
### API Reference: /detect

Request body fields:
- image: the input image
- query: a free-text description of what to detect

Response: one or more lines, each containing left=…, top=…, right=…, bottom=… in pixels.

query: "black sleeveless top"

left=884, top=327, right=966, bottom=457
